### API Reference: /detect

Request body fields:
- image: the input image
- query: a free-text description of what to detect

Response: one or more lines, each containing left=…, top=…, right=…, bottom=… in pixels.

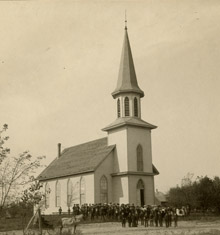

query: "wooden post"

left=38, top=209, right=42, bottom=235
left=24, top=209, right=38, bottom=235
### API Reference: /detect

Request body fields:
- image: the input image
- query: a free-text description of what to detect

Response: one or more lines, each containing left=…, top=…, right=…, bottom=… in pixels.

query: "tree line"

left=168, top=173, right=220, bottom=214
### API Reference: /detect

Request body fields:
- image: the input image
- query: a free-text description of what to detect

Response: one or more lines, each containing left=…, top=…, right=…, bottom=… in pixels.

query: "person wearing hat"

left=58, top=207, right=62, bottom=215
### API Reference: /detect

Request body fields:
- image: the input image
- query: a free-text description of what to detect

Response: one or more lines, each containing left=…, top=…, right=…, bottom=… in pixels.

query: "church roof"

left=102, top=117, right=157, bottom=131
left=112, top=28, right=144, bottom=98
left=37, top=137, right=115, bottom=181
left=153, top=165, right=159, bottom=175
left=155, top=191, right=167, bottom=202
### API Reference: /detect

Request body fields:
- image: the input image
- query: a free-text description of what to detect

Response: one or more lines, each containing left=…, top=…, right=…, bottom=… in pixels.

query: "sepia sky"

left=1, top=0, right=220, bottom=192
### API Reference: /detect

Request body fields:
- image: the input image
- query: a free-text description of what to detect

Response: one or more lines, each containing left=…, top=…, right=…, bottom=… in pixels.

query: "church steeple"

left=102, top=25, right=157, bottom=131
left=103, top=24, right=158, bottom=207
left=112, top=27, right=144, bottom=99
left=110, top=25, right=145, bottom=120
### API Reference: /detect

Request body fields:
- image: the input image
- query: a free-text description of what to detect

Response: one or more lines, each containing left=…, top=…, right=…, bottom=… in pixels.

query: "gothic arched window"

left=137, top=179, right=144, bottom=189
left=100, top=175, right=108, bottom=203
left=124, top=97, right=130, bottom=116
left=67, top=179, right=73, bottom=207
left=137, top=145, right=143, bottom=171
left=55, top=181, right=61, bottom=207
left=45, top=182, right=50, bottom=208
left=117, top=99, right=121, bottom=118
left=80, top=177, right=86, bottom=205
left=134, top=97, right=138, bottom=117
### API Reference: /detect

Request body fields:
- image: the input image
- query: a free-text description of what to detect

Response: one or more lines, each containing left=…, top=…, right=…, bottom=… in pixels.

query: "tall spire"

left=112, top=25, right=144, bottom=98
left=125, top=10, right=127, bottom=30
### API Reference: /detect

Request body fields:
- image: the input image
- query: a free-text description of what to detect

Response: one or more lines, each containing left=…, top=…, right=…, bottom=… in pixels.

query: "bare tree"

left=0, top=152, right=45, bottom=209
left=22, top=181, right=45, bottom=206
left=0, top=124, right=10, bottom=165
left=0, top=124, right=45, bottom=210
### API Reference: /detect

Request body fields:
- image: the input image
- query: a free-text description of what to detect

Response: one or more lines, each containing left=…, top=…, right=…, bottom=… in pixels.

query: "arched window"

left=45, top=183, right=50, bottom=208
left=100, top=175, right=108, bottom=203
left=117, top=99, right=121, bottom=118
left=67, top=179, right=73, bottom=207
left=137, top=179, right=144, bottom=189
left=134, top=97, right=138, bottom=117
left=80, top=177, right=86, bottom=205
left=72, top=181, right=80, bottom=204
left=55, top=181, right=61, bottom=207
left=124, top=97, right=130, bottom=116
left=137, top=145, right=143, bottom=171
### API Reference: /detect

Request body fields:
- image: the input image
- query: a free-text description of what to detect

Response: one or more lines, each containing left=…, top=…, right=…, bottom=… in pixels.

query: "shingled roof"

left=37, top=137, right=115, bottom=181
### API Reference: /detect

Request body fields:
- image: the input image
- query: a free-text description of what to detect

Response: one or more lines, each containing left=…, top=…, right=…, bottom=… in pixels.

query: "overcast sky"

left=1, top=0, right=220, bottom=192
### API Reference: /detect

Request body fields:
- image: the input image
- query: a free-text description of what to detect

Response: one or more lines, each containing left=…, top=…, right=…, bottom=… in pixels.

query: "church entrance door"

left=140, top=189, right=145, bottom=206
left=136, top=179, right=145, bottom=206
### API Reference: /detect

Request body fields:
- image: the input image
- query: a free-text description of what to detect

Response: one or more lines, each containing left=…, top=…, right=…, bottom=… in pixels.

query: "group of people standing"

left=120, top=205, right=178, bottom=228
left=58, top=203, right=182, bottom=228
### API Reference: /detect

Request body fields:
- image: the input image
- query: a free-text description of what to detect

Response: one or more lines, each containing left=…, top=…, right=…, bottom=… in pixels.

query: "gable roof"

left=112, top=28, right=144, bottom=98
left=37, top=137, right=115, bottom=181
left=155, top=191, right=167, bottom=203
left=102, top=117, right=157, bottom=132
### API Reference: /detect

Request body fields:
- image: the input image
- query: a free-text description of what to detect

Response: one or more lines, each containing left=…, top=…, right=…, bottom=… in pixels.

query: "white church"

left=38, top=25, right=159, bottom=214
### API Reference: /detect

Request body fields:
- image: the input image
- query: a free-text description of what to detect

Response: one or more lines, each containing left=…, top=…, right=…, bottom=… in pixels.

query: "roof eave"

left=102, top=121, right=157, bottom=132
left=111, top=171, right=159, bottom=177
left=111, top=89, right=144, bottom=99
left=153, top=164, right=160, bottom=175
left=37, top=169, right=95, bottom=182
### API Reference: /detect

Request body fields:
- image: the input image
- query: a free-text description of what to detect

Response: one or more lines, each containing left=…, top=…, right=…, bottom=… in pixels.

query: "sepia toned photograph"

left=0, top=1, right=220, bottom=234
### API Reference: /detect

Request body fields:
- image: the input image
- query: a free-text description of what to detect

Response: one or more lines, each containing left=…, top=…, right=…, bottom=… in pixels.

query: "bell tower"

left=112, top=25, right=144, bottom=120
left=102, top=24, right=159, bottom=206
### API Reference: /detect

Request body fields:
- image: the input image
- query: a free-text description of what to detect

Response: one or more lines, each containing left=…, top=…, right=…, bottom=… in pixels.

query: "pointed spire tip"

left=125, top=10, right=127, bottom=30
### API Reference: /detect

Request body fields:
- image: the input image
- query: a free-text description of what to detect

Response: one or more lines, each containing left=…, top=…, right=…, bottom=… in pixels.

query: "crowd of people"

left=58, top=203, right=189, bottom=228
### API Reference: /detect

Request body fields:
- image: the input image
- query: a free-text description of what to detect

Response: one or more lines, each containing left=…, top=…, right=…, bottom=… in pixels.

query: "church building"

left=37, top=25, right=159, bottom=214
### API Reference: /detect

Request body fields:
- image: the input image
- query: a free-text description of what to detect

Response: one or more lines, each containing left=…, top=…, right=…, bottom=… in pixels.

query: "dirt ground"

left=1, top=220, right=220, bottom=235
left=79, top=220, right=220, bottom=235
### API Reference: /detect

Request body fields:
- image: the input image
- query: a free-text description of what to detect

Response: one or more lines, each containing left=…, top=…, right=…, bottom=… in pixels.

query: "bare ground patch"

left=1, top=220, right=220, bottom=235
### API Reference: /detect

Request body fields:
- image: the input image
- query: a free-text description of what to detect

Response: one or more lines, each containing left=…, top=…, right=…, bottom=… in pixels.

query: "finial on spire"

left=125, top=10, right=127, bottom=30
